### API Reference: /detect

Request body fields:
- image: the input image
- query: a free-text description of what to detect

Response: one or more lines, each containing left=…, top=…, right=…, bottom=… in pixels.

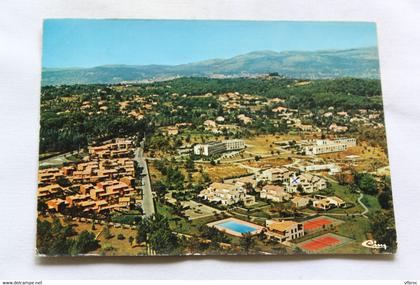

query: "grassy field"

left=319, top=141, right=389, bottom=172
left=245, top=134, right=302, bottom=155
left=199, top=163, right=248, bottom=181
left=244, top=157, right=292, bottom=169
left=361, top=194, right=381, bottom=212
left=333, top=216, right=373, bottom=254
left=326, top=182, right=365, bottom=214
left=337, top=216, right=371, bottom=240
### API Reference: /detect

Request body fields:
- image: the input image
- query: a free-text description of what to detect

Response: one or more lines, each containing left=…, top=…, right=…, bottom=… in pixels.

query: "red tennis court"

left=303, top=218, right=333, bottom=231
left=301, top=235, right=340, bottom=251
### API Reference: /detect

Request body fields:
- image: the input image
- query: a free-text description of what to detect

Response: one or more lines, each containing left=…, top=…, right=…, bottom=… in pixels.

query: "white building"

left=304, top=138, right=356, bottom=155
left=334, top=137, right=356, bottom=147
left=312, top=195, right=346, bottom=210
left=198, top=182, right=254, bottom=206
left=193, top=141, right=226, bottom=156
left=266, top=220, right=304, bottom=242
left=287, top=173, right=327, bottom=194
left=260, top=185, right=291, bottom=202
left=291, top=196, right=311, bottom=208
left=299, top=163, right=342, bottom=175
left=257, top=167, right=293, bottom=183
left=223, top=139, right=245, bottom=151
left=193, top=139, right=245, bottom=156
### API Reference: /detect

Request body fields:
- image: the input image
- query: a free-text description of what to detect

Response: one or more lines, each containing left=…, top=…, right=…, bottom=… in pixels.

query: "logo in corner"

left=361, top=240, right=387, bottom=250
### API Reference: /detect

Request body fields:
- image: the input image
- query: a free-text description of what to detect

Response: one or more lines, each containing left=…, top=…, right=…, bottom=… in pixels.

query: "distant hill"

left=42, top=47, right=380, bottom=85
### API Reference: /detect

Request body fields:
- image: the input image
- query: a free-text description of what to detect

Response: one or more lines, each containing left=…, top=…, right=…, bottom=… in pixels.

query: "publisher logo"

left=361, top=239, right=387, bottom=250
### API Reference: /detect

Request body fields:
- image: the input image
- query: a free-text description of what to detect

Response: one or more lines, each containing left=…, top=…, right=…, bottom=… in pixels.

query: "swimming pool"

left=217, top=220, right=258, bottom=234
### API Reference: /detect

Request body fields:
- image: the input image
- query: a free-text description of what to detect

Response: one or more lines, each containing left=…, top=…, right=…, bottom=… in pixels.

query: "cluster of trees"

left=199, top=225, right=231, bottom=244
left=351, top=173, right=396, bottom=253
left=144, top=133, right=184, bottom=155
left=140, top=77, right=382, bottom=110
left=153, top=159, right=185, bottom=190
left=37, top=219, right=99, bottom=256
left=369, top=210, right=397, bottom=253
left=40, top=76, right=383, bottom=155
left=136, top=214, right=180, bottom=255
left=357, top=126, right=388, bottom=152
left=354, top=172, right=378, bottom=195
left=39, top=84, right=153, bottom=154
left=377, top=176, right=393, bottom=210
left=40, top=108, right=149, bottom=154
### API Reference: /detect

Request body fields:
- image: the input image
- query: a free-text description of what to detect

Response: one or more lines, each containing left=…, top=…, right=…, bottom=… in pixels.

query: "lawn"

left=334, top=216, right=373, bottom=254
left=337, top=216, right=371, bottom=241
left=326, top=182, right=365, bottom=214
left=361, top=194, right=381, bottom=212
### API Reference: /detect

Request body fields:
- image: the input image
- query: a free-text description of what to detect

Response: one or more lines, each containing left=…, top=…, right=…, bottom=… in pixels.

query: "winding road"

left=357, top=192, right=369, bottom=218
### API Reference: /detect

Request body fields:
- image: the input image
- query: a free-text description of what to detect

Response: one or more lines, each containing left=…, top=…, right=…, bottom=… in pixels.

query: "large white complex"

left=193, top=141, right=226, bottom=156
left=193, top=139, right=245, bottom=156
left=224, top=139, right=245, bottom=151
left=304, top=138, right=356, bottom=155
left=299, top=163, right=342, bottom=175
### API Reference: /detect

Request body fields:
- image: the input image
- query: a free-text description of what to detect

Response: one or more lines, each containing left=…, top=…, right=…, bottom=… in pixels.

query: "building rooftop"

left=267, top=220, right=298, bottom=232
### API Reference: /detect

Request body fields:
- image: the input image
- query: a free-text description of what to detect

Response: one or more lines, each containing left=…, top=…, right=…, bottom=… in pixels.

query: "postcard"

left=37, top=19, right=396, bottom=256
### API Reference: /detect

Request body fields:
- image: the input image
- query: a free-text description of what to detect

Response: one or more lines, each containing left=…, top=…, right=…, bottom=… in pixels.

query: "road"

left=134, top=144, right=155, bottom=217
left=357, top=192, right=369, bottom=218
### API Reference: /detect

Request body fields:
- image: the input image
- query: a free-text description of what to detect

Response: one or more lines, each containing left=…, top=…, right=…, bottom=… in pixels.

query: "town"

left=37, top=76, right=396, bottom=256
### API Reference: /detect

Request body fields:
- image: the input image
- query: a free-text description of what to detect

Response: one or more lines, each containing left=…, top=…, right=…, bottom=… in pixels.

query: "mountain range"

left=41, top=47, right=380, bottom=85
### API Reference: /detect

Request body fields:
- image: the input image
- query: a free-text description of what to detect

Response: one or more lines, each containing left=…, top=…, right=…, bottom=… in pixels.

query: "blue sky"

left=42, top=20, right=377, bottom=68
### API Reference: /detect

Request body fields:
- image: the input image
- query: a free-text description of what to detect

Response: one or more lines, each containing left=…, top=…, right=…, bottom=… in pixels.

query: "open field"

left=243, top=157, right=293, bottom=169
left=319, top=141, right=389, bottom=172
left=199, top=163, right=249, bottom=181
left=337, top=216, right=371, bottom=241
left=245, top=134, right=302, bottom=155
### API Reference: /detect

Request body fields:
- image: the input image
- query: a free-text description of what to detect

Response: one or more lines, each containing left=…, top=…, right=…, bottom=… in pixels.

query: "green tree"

left=378, top=191, right=392, bottom=209
left=356, top=173, right=378, bottom=195
left=369, top=211, right=397, bottom=253
left=70, top=231, right=99, bottom=255
left=240, top=233, right=255, bottom=254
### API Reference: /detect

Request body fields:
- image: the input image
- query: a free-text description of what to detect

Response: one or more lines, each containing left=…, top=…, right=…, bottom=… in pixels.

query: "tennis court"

left=303, top=216, right=343, bottom=232
left=302, top=236, right=340, bottom=251
left=296, top=233, right=352, bottom=253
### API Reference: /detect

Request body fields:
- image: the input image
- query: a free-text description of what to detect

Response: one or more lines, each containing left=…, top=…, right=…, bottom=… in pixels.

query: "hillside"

left=42, top=47, right=380, bottom=85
